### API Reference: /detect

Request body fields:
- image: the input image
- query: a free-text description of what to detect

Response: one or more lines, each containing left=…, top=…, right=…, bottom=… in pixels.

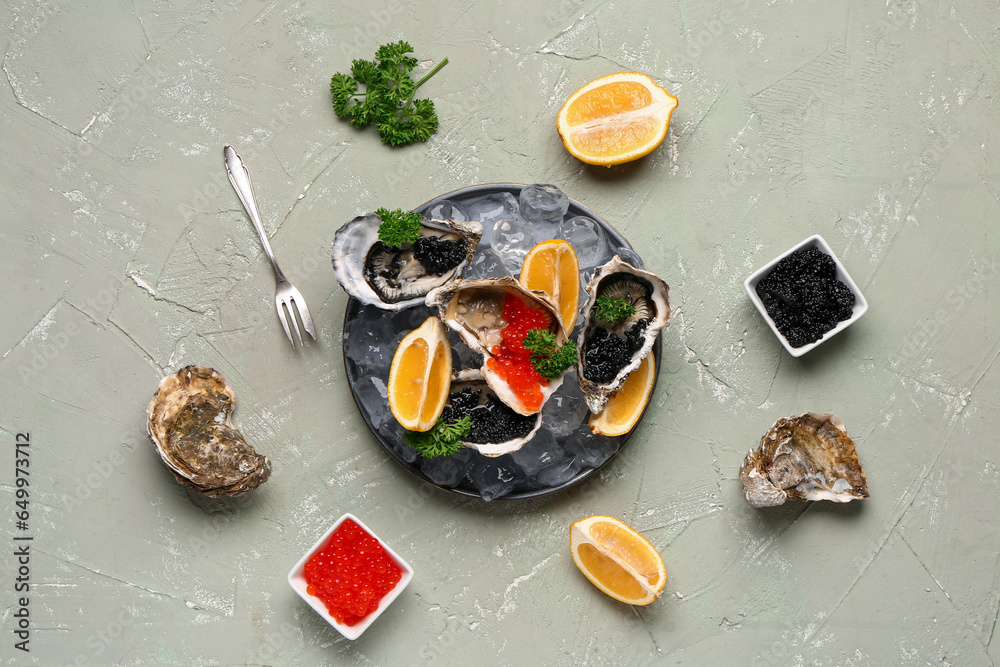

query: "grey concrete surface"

left=2, top=0, right=999, bottom=665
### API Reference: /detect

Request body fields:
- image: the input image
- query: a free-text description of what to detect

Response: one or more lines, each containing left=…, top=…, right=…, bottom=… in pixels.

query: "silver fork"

left=224, top=145, right=317, bottom=348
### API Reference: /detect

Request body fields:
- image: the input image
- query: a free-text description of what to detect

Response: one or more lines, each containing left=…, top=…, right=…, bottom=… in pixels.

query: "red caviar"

left=303, top=519, right=403, bottom=626
left=485, top=294, right=550, bottom=412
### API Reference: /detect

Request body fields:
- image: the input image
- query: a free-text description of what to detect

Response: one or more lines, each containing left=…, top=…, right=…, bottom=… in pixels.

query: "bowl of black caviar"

left=744, top=235, right=868, bottom=357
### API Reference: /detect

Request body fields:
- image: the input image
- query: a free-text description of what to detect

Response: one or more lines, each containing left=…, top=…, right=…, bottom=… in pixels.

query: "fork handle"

left=224, top=145, right=287, bottom=283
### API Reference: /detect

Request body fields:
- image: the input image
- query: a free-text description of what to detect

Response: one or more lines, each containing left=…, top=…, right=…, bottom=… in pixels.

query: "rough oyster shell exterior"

left=577, top=256, right=672, bottom=413
left=448, top=369, right=542, bottom=457
left=740, top=413, right=869, bottom=508
left=332, top=213, right=483, bottom=311
left=146, top=366, right=270, bottom=497
left=426, top=277, right=568, bottom=416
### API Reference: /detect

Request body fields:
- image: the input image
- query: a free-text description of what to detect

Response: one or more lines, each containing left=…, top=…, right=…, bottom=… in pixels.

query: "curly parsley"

left=375, top=207, right=423, bottom=247
left=523, top=328, right=578, bottom=379
left=593, top=296, right=637, bottom=323
left=403, top=415, right=471, bottom=458
left=330, top=41, right=448, bottom=147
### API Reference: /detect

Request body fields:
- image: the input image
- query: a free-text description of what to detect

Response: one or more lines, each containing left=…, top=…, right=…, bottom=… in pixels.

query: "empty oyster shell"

left=445, top=369, right=542, bottom=456
left=146, top=366, right=270, bottom=497
left=426, top=277, right=568, bottom=416
left=578, top=256, right=672, bottom=413
left=740, top=413, right=869, bottom=508
left=332, top=213, right=483, bottom=311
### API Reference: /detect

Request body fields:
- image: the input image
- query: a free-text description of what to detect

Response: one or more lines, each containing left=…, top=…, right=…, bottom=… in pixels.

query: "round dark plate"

left=341, top=184, right=662, bottom=500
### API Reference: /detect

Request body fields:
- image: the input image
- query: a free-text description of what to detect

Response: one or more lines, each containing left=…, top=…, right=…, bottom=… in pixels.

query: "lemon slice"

left=387, top=316, right=452, bottom=432
left=588, top=352, right=654, bottom=436
left=570, top=515, right=666, bottom=605
left=557, top=72, right=678, bottom=166
left=519, top=239, right=581, bottom=332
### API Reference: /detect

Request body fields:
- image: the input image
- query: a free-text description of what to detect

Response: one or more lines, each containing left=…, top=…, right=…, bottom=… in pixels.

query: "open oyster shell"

left=740, top=413, right=869, bottom=508
left=332, top=213, right=483, bottom=311
left=146, top=366, right=270, bottom=497
left=426, top=277, right=568, bottom=416
left=578, top=256, right=672, bottom=413
left=446, top=369, right=542, bottom=457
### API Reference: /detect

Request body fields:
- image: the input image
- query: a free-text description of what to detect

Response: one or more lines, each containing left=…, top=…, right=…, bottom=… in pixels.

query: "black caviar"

left=413, top=236, right=466, bottom=275
left=582, top=319, right=648, bottom=384
left=625, top=318, right=649, bottom=352
left=442, top=387, right=536, bottom=444
left=755, top=246, right=855, bottom=348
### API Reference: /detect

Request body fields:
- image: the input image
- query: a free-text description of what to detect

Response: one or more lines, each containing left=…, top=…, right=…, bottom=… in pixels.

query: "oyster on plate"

left=426, top=277, right=568, bottom=416
left=444, top=369, right=543, bottom=457
left=332, top=212, right=483, bottom=310
left=146, top=366, right=270, bottom=497
left=739, top=413, right=869, bottom=508
left=578, top=256, right=672, bottom=413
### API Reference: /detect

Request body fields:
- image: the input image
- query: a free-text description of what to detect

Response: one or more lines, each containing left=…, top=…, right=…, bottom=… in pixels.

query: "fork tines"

left=275, top=284, right=317, bottom=349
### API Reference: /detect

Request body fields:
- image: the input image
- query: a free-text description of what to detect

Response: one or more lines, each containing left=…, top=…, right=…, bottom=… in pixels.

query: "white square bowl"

left=287, top=513, right=414, bottom=640
left=744, top=234, right=868, bottom=357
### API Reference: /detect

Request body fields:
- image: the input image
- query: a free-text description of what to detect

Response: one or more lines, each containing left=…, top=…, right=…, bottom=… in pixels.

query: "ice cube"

left=466, top=192, right=521, bottom=246
left=540, top=370, right=590, bottom=436
left=564, top=431, right=622, bottom=468
left=490, top=218, right=536, bottom=276
left=469, top=455, right=523, bottom=501
left=519, top=184, right=569, bottom=225
left=463, top=247, right=510, bottom=281
left=558, top=216, right=608, bottom=269
left=425, top=199, right=470, bottom=222
left=344, top=308, right=398, bottom=378
left=394, top=304, right=436, bottom=331
left=353, top=376, right=391, bottom=429
left=420, top=448, right=473, bottom=487
left=345, top=304, right=395, bottom=343
left=378, top=421, right=420, bottom=464
left=535, top=457, right=585, bottom=488
left=510, top=429, right=565, bottom=472
left=390, top=327, right=412, bottom=352
left=577, top=270, right=594, bottom=324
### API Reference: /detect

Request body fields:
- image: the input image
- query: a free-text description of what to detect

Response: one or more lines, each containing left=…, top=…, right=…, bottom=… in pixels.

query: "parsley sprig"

left=330, top=41, right=448, bottom=146
left=593, top=296, right=637, bottom=323
left=375, top=207, right=423, bottom=247
left=403, top=415, right=471, bottom=458
left=523, top=328, right=578, bottom=379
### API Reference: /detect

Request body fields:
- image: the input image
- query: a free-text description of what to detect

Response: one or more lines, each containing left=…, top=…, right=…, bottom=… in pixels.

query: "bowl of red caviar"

left=288, top=513, right=414, bottom=640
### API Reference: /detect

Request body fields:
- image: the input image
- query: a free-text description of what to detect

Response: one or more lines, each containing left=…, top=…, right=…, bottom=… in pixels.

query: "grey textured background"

left=2, top=0, right=999, bottom=665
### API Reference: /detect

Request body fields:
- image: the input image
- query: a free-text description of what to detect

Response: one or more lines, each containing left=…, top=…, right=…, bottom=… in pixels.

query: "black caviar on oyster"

left=577, top=256, right=672, bottom=415
left=364, top=235, right=467, bottom=302
left=364, top=228, right=476, bottom=303
left=582, top=320, right=649, bottom=384
left=411, top=236, right=468, bottom=274
left=755, top=247, right=856, bottom=348
left=581, top=273, right=655, bottom=384
left=331, top=213, right=482, bottom=311
left=442, top=386, right=537, bottom=445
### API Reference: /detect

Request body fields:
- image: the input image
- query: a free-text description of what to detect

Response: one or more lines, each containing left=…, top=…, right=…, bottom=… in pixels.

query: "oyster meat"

left=332, top=213, right=483, bottom=311
left=578, top=256, right=672, bottom=413
left=426, top=277, right=568, bottom=416
left=740, top=413, right=869, bottom=508
left=146, top=366, right=270, bottom=497
left=444, top=369, right=543, bottom=457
